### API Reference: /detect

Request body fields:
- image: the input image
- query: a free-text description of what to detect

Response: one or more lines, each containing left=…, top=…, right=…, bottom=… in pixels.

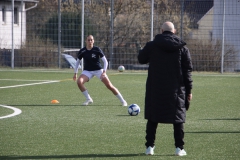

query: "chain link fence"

left=0, top=0, right=239, bottom=72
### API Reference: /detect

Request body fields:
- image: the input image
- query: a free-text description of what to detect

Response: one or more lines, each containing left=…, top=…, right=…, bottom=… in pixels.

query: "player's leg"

left=77, top=74, right=89, bottom=92
left=101, top=76, right=117, bottom=94
left=145, top=119, right=158, bottom=155
left=101, top=77, right=127, bottom=106
left=77, top=72, right=93, bottom=105
left=95, top=70, right=127, bottom=106
left=173, top=123, right=187, bottom=156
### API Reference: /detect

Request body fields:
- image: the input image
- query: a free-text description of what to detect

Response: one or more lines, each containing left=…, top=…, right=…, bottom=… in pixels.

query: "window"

left=209, top=31, right=213, bottom=41
left=14, top=7, right=18, bottom=24
left=2, top=7, right=6, bottom=23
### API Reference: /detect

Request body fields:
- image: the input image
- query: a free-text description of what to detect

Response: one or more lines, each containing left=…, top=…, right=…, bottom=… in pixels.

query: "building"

left=0, top=0, right=38, bottom=49
left=191, top=7, right=213, bottom=40
left=191, top=0, right=240, bottom=71
left=212, top=0, right=240, bottom=71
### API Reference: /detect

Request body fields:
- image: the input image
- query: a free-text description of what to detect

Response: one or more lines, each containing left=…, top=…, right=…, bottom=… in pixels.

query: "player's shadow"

left=9, top=104, right=121, bottom=107
left=10, top=104, right=80, bottom=107
left=8, top=103, right=124, bottom=107
left=0, top=153, right=173, bottom=159
left=117, top=115, right=132, bottom=116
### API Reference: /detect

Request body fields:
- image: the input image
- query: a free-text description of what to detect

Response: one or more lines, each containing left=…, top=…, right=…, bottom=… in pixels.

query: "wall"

left=191, top=7, right=213, bottom=40
left=213, top=0, right=240, bottom=71
left=0, top=1, right=26, bottom=49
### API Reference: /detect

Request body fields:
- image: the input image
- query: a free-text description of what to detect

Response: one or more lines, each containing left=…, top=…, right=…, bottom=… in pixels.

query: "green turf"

left=0, top=69, right=240, bottom=160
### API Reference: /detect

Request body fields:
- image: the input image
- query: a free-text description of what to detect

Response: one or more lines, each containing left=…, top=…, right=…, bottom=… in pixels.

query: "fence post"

left=151, top=0, right=154, bottom=41
left=11, top=0, right=14, bottom=69
left=180, top=0, right=184, bottom=39
left=110, top=0, right=114, bottom=69
left=221, top=0, right=225, bottom=74
left=58, top=0, right=61, bottom=68
left=81, top=0, right=84, bottom=71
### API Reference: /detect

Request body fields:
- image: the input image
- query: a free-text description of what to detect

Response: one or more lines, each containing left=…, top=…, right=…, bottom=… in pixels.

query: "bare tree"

left=16, top=35, right=59, bottom=67
left=153, top=0, right=192, bottom=39
left=26, top=0, right=59, bottom=37
left=187, top=39, right=238, bottom=72
left=83, top=0, right=193, bottom=68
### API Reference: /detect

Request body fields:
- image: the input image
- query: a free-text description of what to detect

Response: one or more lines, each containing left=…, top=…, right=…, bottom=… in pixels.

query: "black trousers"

left=145, top=119, right=185, bottom=149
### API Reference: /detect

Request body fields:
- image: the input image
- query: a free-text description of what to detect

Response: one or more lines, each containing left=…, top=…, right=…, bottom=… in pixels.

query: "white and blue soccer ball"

left=128, top=104, right=140, bottom=116
left=118, top=65, right=125, bottom=72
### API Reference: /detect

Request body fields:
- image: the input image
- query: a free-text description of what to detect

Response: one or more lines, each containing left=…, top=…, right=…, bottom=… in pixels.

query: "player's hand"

left=101, top=71, right=106, bottom=80
left=73, top=73, right=77, bottom=81
left=185, top=93, right=192, bottom=111
left=188, top=94, right=192, bottom=101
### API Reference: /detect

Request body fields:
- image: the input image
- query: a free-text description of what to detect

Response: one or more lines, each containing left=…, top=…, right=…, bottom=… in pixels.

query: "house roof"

left=197, top=7, right=213, bottom=24
left=184, top=0, right=213, bottom=28
left=185, top=0, right=213, bottom=19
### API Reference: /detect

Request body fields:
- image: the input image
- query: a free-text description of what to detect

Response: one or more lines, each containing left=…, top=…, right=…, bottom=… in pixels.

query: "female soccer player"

left=73, top=35, right=128, bottom=106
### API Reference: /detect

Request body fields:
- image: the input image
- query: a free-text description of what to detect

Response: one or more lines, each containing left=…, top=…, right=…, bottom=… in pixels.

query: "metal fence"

left=0, top=0, right=240, bottom=72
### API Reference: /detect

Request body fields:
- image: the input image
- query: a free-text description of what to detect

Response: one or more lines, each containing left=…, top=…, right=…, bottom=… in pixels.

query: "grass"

left=0, top=69, right=240, bottom=160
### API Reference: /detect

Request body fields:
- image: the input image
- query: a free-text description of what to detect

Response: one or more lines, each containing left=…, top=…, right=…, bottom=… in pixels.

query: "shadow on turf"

left=186, top=131, right=240, bottom=134
left=0, top=153, right=173, bottom=159
left=201, top=118, right=240, bottom=120
left=10, top=104, right=125, bottom=107
left=117, top=115, right=132, bottom=116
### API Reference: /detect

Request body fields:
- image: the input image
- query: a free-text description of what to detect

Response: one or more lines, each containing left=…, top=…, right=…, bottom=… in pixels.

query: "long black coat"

left=138, top=31, right=193, bottom=124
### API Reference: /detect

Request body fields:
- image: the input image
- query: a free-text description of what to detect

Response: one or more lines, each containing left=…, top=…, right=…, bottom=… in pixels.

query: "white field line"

left=0, top=80, right=60, bottom=89
left=0, top=104, right=22, bottom=119
left=0, top=69, right=73, bottom=73
left=0, top=80, right=60, bottom=119
left=0, top=79, right=54, bottom=81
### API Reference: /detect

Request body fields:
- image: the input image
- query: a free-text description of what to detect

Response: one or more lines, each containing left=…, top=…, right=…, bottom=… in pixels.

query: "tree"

left=42, top=12, right=94, bottom=48
left=84, top=0, right=193, bottom=68
left=23, top=0, right=194, bottom=69
left=153, top=0, right=192, bottom=40
left=187, top=39, right=238, bottom=72
left=26, top=0, right=59, bottom=37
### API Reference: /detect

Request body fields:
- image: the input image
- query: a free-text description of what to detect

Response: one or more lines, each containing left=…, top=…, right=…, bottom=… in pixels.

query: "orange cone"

left=51, top=99, right=59, bottom=104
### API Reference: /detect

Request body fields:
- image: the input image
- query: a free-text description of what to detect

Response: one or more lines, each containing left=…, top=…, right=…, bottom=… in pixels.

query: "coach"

left=138, top=21, right=193, bottom=156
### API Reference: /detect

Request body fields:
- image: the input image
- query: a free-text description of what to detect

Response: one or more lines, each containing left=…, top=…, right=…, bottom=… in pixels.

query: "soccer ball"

left=118, top=65, right=125, bottom=72
left=128, top=104, right=140, bottom=116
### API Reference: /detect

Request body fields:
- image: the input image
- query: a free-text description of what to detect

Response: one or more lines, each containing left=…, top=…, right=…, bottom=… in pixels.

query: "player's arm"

left=101, top=56, right=108, bottom=79
left=73, top=59, right=81, bottom=81
left=138, top=42, right=150, bottom=64
left=97, top=46, right=108, bottom=77
left=181, top=47, right=193, bottom=110
left=181, top=47, right=193, bottom=95
left=101, top=56, right=108, bottom=72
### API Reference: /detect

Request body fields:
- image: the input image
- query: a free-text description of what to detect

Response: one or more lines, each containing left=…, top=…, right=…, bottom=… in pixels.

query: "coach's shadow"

left=0, top=153, right=173, bottom=159
left=185, top=118, right=240, bottom=134
left=186, top=131, right=240, bottom=134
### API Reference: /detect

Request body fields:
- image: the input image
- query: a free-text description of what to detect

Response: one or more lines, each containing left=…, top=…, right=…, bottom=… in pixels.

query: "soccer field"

left=0, top=69, right=240, bottom=160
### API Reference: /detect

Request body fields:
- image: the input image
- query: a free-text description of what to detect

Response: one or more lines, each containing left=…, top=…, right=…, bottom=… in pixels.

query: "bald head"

left=162, top=21, right=175, bottom=33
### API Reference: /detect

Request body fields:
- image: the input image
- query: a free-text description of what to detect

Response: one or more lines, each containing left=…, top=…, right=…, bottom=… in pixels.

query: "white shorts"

left=81, top=69, right=108, bottom=80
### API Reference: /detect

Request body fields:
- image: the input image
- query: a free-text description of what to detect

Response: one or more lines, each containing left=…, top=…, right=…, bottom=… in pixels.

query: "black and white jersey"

left=77, top=46, right=105, bottom=71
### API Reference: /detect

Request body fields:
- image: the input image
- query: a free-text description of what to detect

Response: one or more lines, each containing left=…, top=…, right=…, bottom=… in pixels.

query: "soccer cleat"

left=145, top=146, right=155, bottom=155
left=82, top=98, right=93, bottom=106
left=175, top=147, right=187, bottom=156
left=121, top=101, right=128, bottom=107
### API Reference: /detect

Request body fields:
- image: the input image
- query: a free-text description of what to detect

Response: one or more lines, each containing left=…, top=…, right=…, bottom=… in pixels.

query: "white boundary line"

left=0, top=104, right=22, bottom=119
left=0, top=80, right=59, bottom=89
left=0, top=80, right=60, bottom=119
left=0, top=79, right=55, bottom=81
